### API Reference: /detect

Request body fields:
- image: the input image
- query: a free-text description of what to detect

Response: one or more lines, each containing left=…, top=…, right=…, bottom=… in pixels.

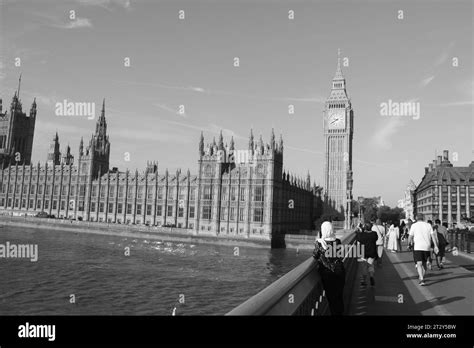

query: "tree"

left=358, top=198, right=379, bottom=223
left=377, top=206, right=405, bottom=223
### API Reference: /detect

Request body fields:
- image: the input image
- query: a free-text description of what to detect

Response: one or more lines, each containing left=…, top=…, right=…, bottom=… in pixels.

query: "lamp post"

left=346, top=170, right=353, bottom=230
left=358, top=196, right=364, bottom=225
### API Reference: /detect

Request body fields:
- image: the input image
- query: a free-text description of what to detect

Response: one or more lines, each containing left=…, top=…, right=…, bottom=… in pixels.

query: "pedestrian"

left=372, top=219, right=385, bottom=266
left=313, top=217, right=345, bottom=315
left=386, top=221, right=399, bottom=252
left=399, top=221, right=405, bottom=251
left=434, top=219, right=448, bottom=269
left=406, top=219, right=413, bottom=248
left=356, top=222, right=378, bottom=286
left=408, top=213, right=439, bottom=286
left=426, top=220, right=439, bottom=270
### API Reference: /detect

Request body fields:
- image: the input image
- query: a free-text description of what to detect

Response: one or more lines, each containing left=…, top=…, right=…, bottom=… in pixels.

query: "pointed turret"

left=279, top=133, right=284, bottom=152
left=248, top=129, right=254, bottom=152
left=29, top=98, right=37, bottom=117
left=218, top=130, right=224, bottom=150
left=229, top=136, right=235, bottom=151
left=334, top=48, right=344, bottom=80
left=199, top=132, right=204, bottom=156
left=79, top=137, right=84, bottom=156
left=95, top=98, right=107, bottom=138
left=17, top=74, right=22, bottom=99
left=62, top=143, right=74, bottom=165
left=47, top=132, right=61, bottom=165
left=331, top=49, right=347, bottom=91
left=270, top=128, right=275, bottom=149
left=258, top=134, right=264, bottom=153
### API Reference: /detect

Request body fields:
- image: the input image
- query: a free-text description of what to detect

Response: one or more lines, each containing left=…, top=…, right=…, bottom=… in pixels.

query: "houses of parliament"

left=0, top=56, right=354, bottom=239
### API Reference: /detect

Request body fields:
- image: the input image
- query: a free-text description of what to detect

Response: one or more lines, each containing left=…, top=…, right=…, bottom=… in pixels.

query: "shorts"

left=413, top=250, right=431, bottom=263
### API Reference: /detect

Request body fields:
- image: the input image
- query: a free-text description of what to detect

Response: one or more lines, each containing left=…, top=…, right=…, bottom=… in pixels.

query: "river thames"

left=0, top=226, right=311, bottom=315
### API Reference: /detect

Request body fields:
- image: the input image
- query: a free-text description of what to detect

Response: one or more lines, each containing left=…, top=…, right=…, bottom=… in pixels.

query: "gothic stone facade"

left=0, top=90, right=322, bottom=240
left=0, top=81, right=36, bottom=168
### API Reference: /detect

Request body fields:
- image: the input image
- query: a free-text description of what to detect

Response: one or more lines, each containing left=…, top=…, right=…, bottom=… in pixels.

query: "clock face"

left=328, top=111, right=345, bottom=129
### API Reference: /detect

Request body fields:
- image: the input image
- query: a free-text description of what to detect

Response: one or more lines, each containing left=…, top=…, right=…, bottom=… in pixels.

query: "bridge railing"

left=447, top=227, right=473, bottom=253
left=226, top=230, right=359, bottom=316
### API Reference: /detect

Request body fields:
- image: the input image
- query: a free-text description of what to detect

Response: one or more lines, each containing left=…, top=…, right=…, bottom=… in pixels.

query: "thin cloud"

left=32, top=12, right=94, bottom=30
left=433, top=41, right=455, bottom=67
left=428, top=101, right=473, bottom=106
left=163, top=120, right=244, bottom=141
left=112, top=80, right=207, bottom=93
left=281, top=96, right=325, bottom=103
left=207, top=123, right=241, bottom=140
left=53, top=18, right=93, bottom=29
left=427, top=79, right=473, bottom=106
left=113, top=127, right=191, bottom=144
left=153, top=103, right=186, bottom=117
left=76, top=0, right=132, bottom=10
left=372, top=117, right=405, bottom=151
left=112, top=79, right=324, bottom=103
left=190, top=87, right=206, bottom=93
left=371, top=98, right=418, bottom=150
left=420, top=75, right=435, bottom=88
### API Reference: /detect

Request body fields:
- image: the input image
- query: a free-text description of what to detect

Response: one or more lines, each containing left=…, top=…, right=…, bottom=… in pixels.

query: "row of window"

left=0, top=184, right=267, bottom=202
left=0, top=199, right=265, bottom=222
left=203, top=186, right=264, bottom=201
left=202, top=206, right=263, bottom=222
left=0, top=183, right=198, bottom=198
left=421, top=186, right=474, bottom=196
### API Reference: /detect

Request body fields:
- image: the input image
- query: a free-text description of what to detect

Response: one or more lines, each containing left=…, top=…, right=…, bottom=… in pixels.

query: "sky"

left=0, top=0, right=472, bottom=207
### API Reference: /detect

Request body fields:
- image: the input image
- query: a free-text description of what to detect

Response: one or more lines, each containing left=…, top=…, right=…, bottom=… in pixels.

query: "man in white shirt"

left=371, top=219, right=385, bottom=266
left=408, top=213, right=439, bottom=286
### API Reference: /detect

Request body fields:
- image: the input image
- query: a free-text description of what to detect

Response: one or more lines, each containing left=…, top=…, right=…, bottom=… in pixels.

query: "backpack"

left=313, top=241, right=345, bottom=275
left=437, top=232, right=448, bottom=247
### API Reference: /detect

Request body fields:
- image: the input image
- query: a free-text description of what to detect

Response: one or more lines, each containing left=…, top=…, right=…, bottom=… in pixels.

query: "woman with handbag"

left=313, top=219, right=345, bottom=315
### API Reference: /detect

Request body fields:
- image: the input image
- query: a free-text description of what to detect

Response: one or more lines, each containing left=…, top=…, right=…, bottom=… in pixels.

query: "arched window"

left=204, top=164, right=212, bottom=176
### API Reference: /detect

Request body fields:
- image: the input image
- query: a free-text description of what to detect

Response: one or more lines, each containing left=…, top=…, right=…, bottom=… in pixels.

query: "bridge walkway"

left=348, top=245, right=474, bottom=315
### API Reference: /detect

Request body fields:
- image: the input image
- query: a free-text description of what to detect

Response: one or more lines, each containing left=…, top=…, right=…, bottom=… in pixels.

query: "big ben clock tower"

left=323, top=50, right=354, bottom=223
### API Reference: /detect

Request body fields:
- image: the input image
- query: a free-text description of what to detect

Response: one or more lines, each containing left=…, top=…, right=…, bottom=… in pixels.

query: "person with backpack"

left=313, top=218, right=345, bottom=315
left=434, top=219, right=449, bottom=269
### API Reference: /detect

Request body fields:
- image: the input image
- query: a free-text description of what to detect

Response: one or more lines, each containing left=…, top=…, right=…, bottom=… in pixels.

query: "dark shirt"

left=356, top=231, right=378, bottom=259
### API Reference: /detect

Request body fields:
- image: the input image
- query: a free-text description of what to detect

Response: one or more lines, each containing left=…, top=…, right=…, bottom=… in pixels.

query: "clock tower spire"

left=323, top=50, right=354, bottom=223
